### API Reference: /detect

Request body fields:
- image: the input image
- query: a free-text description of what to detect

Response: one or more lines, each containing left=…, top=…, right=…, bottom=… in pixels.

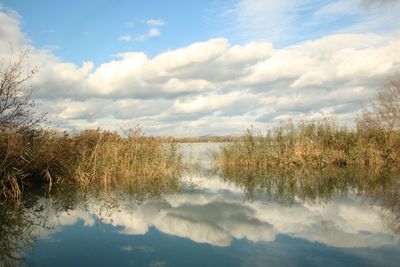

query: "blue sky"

left=3, top=0, right=227, bottom=65
left=0, top=0, right=400, bottom=135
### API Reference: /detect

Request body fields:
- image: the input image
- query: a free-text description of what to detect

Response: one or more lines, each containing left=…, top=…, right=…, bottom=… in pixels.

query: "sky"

left=0, top=0, right=400, bottom=136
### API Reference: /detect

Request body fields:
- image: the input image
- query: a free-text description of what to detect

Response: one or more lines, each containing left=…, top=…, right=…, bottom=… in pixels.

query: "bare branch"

left=0, top=48, right=44, bottom=130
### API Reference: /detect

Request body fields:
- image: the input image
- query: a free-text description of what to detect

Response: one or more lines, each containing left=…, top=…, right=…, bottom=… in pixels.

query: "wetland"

left=1, top=143, right=399, bottom=267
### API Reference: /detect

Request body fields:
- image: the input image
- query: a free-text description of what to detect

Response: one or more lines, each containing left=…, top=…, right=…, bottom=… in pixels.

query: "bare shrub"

left=0, top=49, right=43, bottom=130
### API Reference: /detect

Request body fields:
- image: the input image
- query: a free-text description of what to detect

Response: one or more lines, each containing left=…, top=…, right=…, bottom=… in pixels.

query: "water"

left=1, top=143, right=400, bottom=267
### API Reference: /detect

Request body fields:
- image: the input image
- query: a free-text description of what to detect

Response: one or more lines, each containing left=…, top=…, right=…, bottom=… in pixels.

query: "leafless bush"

left=375, top=74, right=400, bottom=131
left=0, top=49, right=43, bottom=130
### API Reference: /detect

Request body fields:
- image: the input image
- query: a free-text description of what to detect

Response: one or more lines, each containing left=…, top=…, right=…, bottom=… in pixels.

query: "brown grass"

left=0, top=128, right=182, bottom=202
left=216, top=119, right=400, bottom=171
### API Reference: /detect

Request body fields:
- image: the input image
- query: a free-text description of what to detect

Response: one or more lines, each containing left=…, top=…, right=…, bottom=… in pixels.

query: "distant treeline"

left=174, top=136, right=240, bottom=143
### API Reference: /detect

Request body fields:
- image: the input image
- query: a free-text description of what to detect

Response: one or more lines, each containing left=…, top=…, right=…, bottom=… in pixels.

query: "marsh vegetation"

left=0, top=129, right=182, bottom=202
left=216, top=119, right=400, bottom=170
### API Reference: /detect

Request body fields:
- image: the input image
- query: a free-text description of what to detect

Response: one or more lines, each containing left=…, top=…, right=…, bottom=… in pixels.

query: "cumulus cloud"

left=0, top=7, right=25, bottom=53
left=171, top=92, right=253, bottom=114
left=1, top=6, right=400, bottom=135
left=43, top=98, right=171, bottom=121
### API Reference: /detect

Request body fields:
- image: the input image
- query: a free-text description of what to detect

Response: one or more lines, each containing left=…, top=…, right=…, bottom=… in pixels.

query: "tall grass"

left=217, top=119, right=400, bottom=171
left=0, top=128, right=182, bottom=202
left=72, top=129, right=182, bottom=195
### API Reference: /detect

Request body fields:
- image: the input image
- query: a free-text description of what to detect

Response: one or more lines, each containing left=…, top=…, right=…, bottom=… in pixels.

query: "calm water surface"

left=1, top=143, right=400, bottom=267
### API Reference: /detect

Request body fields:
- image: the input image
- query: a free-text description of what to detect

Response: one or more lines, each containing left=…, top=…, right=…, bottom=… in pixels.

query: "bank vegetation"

left=217, top=75, right=400, bottom=171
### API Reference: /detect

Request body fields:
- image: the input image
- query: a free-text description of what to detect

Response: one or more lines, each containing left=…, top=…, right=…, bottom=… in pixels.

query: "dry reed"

left=0, top=128, right=182, bottom=202
left=217, top=119, right=400, bottom=171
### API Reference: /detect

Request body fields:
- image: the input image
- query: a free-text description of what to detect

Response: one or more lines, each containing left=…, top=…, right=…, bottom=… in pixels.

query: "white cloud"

left=134, top=27, right=161, bottom=41
left=162, top=78, right=216, bottom=94
left=0, top=6, right=26, bottom=54
left=47, top=98, right=171, bottom=120
left=171, top=91, right=258, bottom=115
left=146, top=19, right=165, bottom=26
left=118, top=28, right=160, bottom=42
left=154, top=38, right=229, bottom=71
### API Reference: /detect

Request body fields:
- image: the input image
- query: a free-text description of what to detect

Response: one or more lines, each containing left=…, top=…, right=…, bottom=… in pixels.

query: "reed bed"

left=217, top=119, right=400, bottom=171
left=0, top=129, right=182, bottom=202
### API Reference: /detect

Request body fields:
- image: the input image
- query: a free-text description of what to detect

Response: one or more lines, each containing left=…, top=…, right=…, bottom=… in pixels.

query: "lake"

left=1, top=143, right=399, bottom=267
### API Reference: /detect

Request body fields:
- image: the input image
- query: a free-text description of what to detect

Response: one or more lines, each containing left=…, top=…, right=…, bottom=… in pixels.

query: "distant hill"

left=174, top=135, right=241, bottom=143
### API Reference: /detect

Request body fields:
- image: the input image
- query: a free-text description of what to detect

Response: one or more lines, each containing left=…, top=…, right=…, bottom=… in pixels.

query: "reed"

left=217, top=119, right=400, bottom=171
left=0, top=128, right=182, bottom=202
left=71, top=129, right=182, bottom=195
